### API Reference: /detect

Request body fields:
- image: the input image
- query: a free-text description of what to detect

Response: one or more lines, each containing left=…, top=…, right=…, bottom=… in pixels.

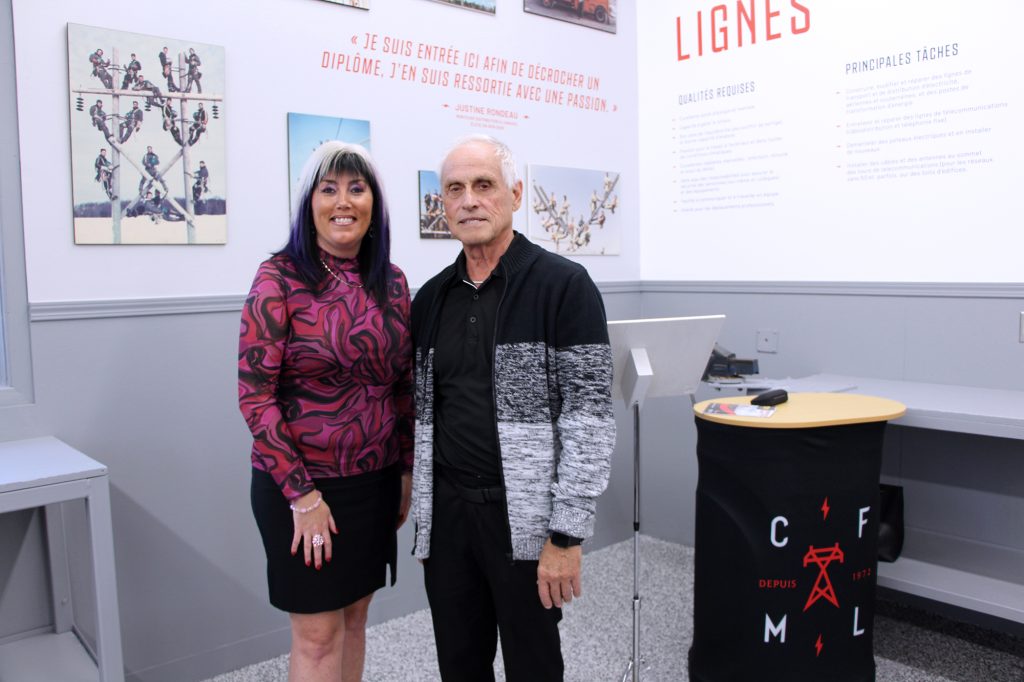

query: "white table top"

left=0, top=437, right=107, bottom=495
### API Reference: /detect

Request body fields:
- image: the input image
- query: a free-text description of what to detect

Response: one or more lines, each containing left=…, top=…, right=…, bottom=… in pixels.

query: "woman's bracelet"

left=289, top=493, right=322, bottom=514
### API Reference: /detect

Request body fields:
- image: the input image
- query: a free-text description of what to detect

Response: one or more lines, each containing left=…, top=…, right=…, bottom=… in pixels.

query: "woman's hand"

left=396, top=472, right=412, bottom=530
left=289, top=490, right=337, bottom=570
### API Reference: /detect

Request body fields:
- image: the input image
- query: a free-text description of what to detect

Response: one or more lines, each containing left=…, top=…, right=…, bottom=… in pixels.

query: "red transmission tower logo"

left=802, top=543, right=844, bottom=611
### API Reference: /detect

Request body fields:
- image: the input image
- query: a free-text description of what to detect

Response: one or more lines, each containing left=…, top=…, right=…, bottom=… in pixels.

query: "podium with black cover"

left=689, top=393, right=905, bottom=682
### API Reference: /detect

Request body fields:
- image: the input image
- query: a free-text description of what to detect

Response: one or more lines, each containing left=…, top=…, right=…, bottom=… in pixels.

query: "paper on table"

left=703, top=403, right=776, bottom=418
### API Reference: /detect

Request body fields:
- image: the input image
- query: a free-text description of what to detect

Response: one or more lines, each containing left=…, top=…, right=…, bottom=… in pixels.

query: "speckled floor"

left=204, top=536, right=1024, bottom=682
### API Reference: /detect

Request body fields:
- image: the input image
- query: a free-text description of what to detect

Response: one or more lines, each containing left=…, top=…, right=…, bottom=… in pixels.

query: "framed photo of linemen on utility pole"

left=418, top=170, right=452, bottom=239
left=67, top=23, right=226, bottom=244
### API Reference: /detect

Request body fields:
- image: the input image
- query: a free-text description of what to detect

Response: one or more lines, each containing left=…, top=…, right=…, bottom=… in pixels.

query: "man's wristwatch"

left=550, top=531, right=583, bottom=548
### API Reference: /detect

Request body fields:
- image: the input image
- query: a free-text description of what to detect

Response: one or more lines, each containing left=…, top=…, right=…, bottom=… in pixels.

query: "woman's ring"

left=312, top=534, right=325, bottom=548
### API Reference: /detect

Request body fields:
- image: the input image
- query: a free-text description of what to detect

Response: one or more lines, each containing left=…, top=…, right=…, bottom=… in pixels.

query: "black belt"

left=451, top=483, right=505, bottom=504
left=436, top=464, right=505, bottom=504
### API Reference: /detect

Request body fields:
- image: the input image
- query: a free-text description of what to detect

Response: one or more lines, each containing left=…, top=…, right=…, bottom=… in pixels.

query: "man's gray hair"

left=440, top=134, right=519, bottom=188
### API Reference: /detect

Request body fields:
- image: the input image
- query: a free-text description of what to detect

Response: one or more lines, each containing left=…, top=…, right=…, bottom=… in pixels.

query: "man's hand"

left=537, top=539, right=582, bottom=609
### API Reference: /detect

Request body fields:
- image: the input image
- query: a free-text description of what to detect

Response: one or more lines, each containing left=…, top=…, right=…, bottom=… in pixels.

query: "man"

left=188, top=102, right=207, bottom=145
left=168, top=117, right=185, bottom=146
left=136, top=189, right=155, bottom=219
left=89, top=48, right=113, bottom=89
left=151, top=189, right=183, bottom=222
left=89, top=99, right=112, bottom=140
left=192, top=160, right=209, bottom=204
left=121, top=53, right=141, bottom=90
left=140, top=146, right=161, bottom=192
left=133, top=73, right=164, bottom=107
left=94, top=148, right=115, bottom=200
left=119, top=101, right=143, bottom=143
left=158, top=46, right=179, bottom=92
left=161, top=98, right=177, bottom=131
left=94, top=148, right=111, bottom=181
left=184, top=47, right=202, bottom=93
left=411, top=135, right=614, bottom=681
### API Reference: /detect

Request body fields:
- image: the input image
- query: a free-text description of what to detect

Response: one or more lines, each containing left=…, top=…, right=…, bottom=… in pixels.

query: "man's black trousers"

left=424, top=469, right=564, bottom=681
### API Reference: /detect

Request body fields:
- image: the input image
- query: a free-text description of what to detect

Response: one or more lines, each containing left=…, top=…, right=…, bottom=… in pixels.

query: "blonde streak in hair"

left=320, top=143, right=377, bottom=191
left=291, top=142, right=336, bottom=225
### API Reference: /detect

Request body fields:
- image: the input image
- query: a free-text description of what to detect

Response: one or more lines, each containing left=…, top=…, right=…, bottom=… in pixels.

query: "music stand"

left=607, top=315, right=725, bottom=682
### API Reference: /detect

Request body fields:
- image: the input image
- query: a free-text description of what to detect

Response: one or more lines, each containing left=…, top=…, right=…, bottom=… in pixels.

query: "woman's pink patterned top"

left=238, top=251, right=414, bottom=500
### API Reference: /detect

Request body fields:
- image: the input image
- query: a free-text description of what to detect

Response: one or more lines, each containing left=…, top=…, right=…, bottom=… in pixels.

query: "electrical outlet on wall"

left=756, top=329, right=779, bottom=353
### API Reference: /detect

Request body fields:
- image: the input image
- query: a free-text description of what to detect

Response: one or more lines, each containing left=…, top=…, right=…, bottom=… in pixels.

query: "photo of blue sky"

left=287, top=112, right=370, bottom=210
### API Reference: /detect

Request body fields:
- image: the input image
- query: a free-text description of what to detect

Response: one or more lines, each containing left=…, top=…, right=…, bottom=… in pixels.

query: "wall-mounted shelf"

left=877, top=558, right=1024, bottom=624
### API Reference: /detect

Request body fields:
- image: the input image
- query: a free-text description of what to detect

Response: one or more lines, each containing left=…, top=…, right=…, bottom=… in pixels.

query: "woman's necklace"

left=320, top=257, right=363, bottom=289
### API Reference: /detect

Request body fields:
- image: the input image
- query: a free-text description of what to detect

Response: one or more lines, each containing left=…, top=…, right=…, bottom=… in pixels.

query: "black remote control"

left=751, top=389, right=788, bottom=406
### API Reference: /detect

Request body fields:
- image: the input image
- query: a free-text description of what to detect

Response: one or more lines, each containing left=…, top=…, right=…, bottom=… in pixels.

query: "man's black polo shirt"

left=432, top=258, right=504, bottom=487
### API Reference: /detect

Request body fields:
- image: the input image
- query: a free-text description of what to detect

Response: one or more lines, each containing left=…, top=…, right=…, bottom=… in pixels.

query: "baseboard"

left=125, top=626, right=289, bottom=682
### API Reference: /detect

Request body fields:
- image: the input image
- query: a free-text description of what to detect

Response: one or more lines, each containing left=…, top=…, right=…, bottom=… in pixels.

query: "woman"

left=239, top=141, right=413, bottom=681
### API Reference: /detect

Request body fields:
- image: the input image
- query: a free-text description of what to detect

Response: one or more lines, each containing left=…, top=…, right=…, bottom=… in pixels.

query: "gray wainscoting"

left=1, top=281, right=1022, bottom=680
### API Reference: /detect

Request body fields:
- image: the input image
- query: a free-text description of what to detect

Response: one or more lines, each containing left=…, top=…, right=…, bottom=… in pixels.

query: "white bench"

left=0, top=437, right=124, bottom=682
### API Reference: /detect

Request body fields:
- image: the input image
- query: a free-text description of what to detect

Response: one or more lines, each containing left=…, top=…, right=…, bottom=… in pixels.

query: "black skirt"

left=250, top=465, right=399, bottom=614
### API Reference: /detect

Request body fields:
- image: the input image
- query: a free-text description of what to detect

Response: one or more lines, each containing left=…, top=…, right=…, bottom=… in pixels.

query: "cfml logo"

left=763, top=502, right=873, bottom=653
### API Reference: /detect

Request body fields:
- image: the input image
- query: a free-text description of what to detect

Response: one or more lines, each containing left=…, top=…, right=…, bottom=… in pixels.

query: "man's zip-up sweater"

left=411, top=233, right=615, bottom=560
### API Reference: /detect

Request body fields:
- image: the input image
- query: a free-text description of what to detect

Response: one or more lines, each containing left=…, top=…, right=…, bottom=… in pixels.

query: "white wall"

left=4, top=3, right=641, bottom=678
left=14, top=0, right=640, bottom=303
left=637, top=0, right=1023, bottom=282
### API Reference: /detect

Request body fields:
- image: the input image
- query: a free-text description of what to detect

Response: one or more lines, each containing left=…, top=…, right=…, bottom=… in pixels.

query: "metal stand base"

left=620, top=404, right=647, bottom=682
left=620, top=573, right=647, bottom=682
